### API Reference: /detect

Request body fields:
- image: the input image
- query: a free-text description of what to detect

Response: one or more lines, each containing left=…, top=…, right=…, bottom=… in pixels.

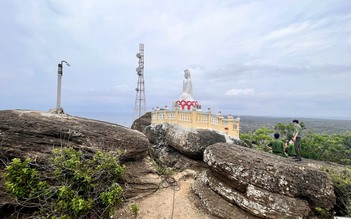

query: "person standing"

left=292, top=120, right=302, bottom=161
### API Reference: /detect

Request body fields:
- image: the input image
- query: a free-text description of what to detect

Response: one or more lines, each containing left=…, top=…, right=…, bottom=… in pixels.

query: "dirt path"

left=115, top=170, right=217, bottom=219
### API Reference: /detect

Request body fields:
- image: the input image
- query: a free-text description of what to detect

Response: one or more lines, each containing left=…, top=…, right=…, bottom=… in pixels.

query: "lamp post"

left=56, top=60, right=70, bottom=113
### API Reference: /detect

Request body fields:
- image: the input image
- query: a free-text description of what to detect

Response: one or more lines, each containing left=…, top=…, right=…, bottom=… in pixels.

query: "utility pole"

left=133, top=43, right=146, bottom=120
left=51, top=60, right=70, bottom=114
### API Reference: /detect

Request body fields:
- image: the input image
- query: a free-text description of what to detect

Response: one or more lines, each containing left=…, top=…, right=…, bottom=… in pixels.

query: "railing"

left=151, top=109, right=240, bottom=139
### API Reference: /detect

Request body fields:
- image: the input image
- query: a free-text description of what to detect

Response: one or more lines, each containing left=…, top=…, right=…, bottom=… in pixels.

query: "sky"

left=1, top=0, right=351, bottom=126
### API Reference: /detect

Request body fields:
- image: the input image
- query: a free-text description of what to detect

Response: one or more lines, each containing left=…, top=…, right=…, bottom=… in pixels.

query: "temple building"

left=151, top=69, right=240, bottom=139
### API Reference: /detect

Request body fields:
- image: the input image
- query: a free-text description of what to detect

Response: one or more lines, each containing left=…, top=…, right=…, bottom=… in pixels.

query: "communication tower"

left=133, top=43, right=146, bottom=120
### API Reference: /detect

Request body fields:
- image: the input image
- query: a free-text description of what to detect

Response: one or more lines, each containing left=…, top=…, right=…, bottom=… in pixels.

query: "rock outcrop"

left=192, top=143, right=336, bottom=219
left=0, top=110, right=152, bottom=217
left=123, top=157, right=163, bottom=199
left=132, top=111, right=250, bottom=169
left=192, top=173, right=260, bottom=219
left=144, top=123, right=208, bottom=170
left=141, top=123, right=235, bottom=170
left=131, top=112, right=151, bottom=133
left=2, top=110, right=342, bottom=218
left=0, top=110, right=149, bottom=162
left=165, top=124, right=226, bottom=159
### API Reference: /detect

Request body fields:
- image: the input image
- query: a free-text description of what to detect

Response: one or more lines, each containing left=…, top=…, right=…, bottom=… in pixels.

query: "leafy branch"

left=3, top=147, right=125, bottom=218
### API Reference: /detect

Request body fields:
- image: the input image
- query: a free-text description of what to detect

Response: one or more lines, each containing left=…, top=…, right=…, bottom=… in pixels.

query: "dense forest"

left=239, top=116, right=351, bottom=135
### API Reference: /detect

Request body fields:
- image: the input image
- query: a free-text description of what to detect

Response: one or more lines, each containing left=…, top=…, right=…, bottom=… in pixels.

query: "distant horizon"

left=2, top=108, right=351, bottom=124
left=237, top=114, right=351, bottom=121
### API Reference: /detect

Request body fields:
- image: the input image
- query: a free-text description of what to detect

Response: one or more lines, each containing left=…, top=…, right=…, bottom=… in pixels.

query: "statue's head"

left=184, top=69, right=190, bottom=79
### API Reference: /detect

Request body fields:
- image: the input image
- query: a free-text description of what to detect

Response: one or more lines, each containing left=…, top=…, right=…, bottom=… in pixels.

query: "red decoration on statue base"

left=176, top=100, right=198, bottom=110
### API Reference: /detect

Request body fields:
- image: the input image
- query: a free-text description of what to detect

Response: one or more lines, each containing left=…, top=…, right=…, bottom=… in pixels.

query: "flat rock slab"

left=198, top=170, right=310, bottom=219
left=191, top=143, right=337, bottom=218
left=192, top=172, right=260, bottom=219
left=204, top=143, right=335, bottom=209
left=0, top=110, right=149, bottom=163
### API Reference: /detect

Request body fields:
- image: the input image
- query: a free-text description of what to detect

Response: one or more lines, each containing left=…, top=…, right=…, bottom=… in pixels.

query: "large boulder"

left=131, top=112, right=151, bottom=133
left=0, top=110, right=149, bottom=162
left=144, top=123, right=207, bottom=169
left=0, top=110, right=150, bottom=217
left=193, top=143, right=336, bottom=219
left=144, top=123, right=169, bottom=145
left=165, top=124, right=226, bottom=159
left=142, top=123, right=247, bottom=170
left=123, top=157, right=163, bottom=199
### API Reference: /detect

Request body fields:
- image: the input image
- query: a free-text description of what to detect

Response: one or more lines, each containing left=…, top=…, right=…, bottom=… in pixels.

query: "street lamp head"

left=61, top=60, right=70, bottom=67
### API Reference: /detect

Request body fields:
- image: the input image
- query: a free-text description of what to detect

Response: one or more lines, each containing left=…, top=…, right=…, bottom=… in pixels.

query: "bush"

left=302, top=132, right=351, bottom=165
left=322, top=167, right=351, bottom=216
left=4, top=158, right=47, bottom=200
left=240, top=128, right=274, bottom=149
left=3, top=147, right=125, bottom=218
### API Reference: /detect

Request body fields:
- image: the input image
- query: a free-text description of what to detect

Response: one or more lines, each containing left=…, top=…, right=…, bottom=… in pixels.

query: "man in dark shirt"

left=292, top=119, right=303, bottom=161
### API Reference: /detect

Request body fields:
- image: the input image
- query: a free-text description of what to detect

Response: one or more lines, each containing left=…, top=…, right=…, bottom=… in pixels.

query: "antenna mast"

left=133, top=43, right=146, bottom=120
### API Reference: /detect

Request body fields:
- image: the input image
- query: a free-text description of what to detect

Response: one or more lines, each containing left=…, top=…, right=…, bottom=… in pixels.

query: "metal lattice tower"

left=133, top=43, right=146, bottom=120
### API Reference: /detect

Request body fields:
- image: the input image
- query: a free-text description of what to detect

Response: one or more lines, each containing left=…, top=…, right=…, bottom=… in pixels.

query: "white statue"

left=179, top=69, right=194, bottom=101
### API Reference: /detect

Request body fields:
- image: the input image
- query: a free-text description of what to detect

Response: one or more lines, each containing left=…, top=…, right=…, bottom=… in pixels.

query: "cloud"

left=1, top=0, right=351, bottom=123
left=225, top=88, right=254, bottom=96
left=264, top=22, right=311, bottom=41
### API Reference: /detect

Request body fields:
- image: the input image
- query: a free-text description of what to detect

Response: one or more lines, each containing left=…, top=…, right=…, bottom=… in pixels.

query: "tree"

left=240, top=127, right=274, bottom=151
left=274, top=123, right=295, bottom=141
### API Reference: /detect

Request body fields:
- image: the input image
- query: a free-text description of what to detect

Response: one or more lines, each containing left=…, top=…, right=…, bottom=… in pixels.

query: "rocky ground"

left=115, top=170, right=217, bottom=219
left=114, top=155, right=345, bottom=219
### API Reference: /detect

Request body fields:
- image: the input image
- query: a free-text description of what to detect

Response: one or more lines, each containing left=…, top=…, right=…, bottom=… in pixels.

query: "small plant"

left=151, top=159, right=173, bottom=176
left=314, top=206, right=332, bottom=218
left=130, top=203, right=140, bottom=216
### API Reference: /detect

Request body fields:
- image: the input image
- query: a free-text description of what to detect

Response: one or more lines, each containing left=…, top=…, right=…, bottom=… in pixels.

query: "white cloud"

left=225, top=88, right=254, bottom=96
left=1, top=0, right=351, bottom=123
left=264, top=22, right=311, bottom=41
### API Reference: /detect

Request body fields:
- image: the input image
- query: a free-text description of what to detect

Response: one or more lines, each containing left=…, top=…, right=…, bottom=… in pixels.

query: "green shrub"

left=3, top=147, right=125, bottom=218
left=4, top=158, right=47, bottom=200
left=314, top=206, right=332, bottom=218
left=151, top=159, right=173, bottom=176
left=322, top=167, right=351, bottom=216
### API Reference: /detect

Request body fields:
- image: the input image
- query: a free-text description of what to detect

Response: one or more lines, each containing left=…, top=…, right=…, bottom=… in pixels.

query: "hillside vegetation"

left=240, top=121, right=351, bottom=165
left=240, top=116, right=351, bottom=135
left=240, top=122, right=351, bottom=216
